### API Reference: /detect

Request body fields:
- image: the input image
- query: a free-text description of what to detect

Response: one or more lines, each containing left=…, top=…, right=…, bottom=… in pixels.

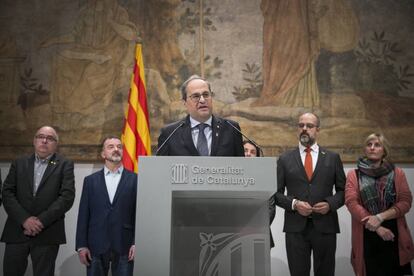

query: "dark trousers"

left=364, top=219, right=413, bottom=276
left=3, top=242, right=59, bottom=276
left=87, top=250, right=133, bottom=276
left=286, top=219, right=337, bottom=276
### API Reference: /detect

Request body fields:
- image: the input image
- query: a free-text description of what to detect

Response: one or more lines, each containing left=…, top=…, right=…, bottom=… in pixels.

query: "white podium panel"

left=134, top=156, right=277, bottom=276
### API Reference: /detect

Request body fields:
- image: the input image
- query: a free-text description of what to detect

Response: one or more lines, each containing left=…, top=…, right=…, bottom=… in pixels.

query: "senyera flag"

left=122, top=43, right=151, bottom=173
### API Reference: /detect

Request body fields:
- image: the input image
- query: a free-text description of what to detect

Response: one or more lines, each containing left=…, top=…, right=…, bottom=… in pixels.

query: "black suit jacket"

left=275, top=146, right=345, bottom=233
left=0, top=170, right=2, bottom=206
left=157, top=115, right=244, bottom=156
left=1, top=153, right=75, bottom=244
left=76, top=169, right=137, bottom=255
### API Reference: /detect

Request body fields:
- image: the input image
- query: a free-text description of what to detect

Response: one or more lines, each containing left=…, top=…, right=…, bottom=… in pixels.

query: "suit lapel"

left=312, top=147, right=326, bottom=180
left=293, top=148, right=308, bottom=180
left=182, top=116, right=199, bottom=155
left=99, top=169, right=112, bottom=205
left=112, top=170, right=128, bottom=205
left=28, top=154, right=35, bottom=194
left=210, top=116, right=220, bottom=156
left=38, top=153, right=59, bottom=192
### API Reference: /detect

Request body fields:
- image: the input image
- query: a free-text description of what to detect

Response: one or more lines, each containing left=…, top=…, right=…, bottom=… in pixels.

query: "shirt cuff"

left=292, top=199, right=298, bottom=211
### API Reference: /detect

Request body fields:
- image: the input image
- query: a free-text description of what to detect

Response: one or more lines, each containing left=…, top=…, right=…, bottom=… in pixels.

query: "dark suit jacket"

left=157, top=115, right=244, bottom=156
left=0, top=170, right=2, bottom=206
left=76, top=168, right=137, bottom=256
left=275, top=146, right=345, bottom=234
left=1, top=153, right=75, bottom=244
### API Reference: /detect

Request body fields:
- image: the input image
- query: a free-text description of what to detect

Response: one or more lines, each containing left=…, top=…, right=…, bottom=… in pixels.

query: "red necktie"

left=305, top=147, right=313, bottom=181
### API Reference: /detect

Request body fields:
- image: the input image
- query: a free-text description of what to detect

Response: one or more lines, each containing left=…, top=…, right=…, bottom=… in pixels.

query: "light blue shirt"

left=190, top=116, right=212, bottom=155
left=104, top=165, right=123, bottom=203
left=33, top=154, right=52, bottom=196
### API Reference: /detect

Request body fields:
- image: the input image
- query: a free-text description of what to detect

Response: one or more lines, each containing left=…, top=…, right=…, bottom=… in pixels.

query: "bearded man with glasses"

left=1, top=126, right=75, bottom=276
left=156, top=75, right=244, bottom=157
left=274, top=112, right=346, bottom=276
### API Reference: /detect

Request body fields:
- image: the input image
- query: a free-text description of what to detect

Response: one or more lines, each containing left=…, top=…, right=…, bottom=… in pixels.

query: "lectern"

left=134, top=156, right=276, bottom=276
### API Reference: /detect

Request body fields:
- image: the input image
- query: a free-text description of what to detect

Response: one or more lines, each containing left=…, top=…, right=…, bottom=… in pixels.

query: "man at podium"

left=157, top=75, right=244, bottom=157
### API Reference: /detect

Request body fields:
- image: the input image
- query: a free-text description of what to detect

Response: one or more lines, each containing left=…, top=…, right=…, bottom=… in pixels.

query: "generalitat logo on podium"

left=171, top=164, right=188, bottom=184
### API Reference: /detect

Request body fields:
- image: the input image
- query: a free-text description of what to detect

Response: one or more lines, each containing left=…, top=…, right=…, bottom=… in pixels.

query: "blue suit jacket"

left=76, top=168, right=137, bottom=255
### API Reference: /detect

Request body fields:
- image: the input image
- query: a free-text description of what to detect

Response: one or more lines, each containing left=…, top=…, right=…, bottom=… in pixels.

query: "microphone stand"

left=224, top=120, right=264, bottom=157
left=155, top=121, right=185, bottom=155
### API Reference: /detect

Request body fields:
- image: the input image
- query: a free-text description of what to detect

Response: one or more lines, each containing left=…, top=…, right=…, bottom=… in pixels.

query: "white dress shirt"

left=292, top=143, right=319, bottom=210
left=298, top=142, right=319, bottom=170
left=104, top=165, right=123, bottom=203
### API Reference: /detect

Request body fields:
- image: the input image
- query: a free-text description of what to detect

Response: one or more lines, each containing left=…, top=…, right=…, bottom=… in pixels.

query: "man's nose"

left=199, top=95, right=207, bottom=103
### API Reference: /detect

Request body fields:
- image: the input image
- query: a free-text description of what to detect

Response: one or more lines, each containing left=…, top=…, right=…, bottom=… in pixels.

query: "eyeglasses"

left=35, top=134, right=57, bottom=143
left=187, top=91, right=214, bottom=102
left=297, top=123, right=317, bottom=129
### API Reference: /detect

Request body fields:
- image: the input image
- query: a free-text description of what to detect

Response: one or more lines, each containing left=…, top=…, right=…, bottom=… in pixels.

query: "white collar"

left=104, top=165, right=123, bottom=175
left=298, top=142, right=319, bottom=153
left=190, top=116, right=212, bottom=128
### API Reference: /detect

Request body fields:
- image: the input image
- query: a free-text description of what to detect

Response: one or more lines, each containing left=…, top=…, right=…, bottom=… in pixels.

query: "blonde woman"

left=345, top=133, right=414, bottom=276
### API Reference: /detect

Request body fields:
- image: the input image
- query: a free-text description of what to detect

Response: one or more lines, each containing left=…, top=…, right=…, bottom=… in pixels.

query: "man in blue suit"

left=76, top=136, right=137, bottom=276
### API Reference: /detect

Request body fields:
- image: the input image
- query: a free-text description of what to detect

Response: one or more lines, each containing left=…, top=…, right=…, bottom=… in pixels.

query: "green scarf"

left=357, top=157, right=395, bottom=215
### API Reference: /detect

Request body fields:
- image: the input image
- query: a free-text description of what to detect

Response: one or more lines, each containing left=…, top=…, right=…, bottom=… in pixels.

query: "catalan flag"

left=122, top=44, right=151, bottom=173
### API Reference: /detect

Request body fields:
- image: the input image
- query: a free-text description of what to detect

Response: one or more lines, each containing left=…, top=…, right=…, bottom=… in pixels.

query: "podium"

left=134, top=156, right=277, bottom=276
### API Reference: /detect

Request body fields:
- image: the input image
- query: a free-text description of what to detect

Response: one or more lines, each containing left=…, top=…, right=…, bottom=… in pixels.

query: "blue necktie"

left=197, top=123, right=209, bottom=156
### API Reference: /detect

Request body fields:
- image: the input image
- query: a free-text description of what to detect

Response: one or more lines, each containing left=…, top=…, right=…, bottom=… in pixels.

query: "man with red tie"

left=274, top=112, right=345, bottom=276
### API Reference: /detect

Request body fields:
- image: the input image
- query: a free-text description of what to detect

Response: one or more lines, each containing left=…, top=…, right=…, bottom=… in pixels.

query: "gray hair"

left=180, top=75, right=212, bottom=100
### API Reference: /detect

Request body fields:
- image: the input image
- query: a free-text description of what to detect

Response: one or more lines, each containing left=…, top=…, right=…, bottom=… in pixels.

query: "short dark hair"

left=180, top=75, right=212, bottom=100
left=101, top=135, right=121, bottom=151
left=243, top=140, right=260, bottom=157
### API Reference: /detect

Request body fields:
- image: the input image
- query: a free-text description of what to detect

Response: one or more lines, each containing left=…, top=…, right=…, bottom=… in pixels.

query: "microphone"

left=224, top=120, right=264, bottom=157
left=156, top=121, right=185, bottom=155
